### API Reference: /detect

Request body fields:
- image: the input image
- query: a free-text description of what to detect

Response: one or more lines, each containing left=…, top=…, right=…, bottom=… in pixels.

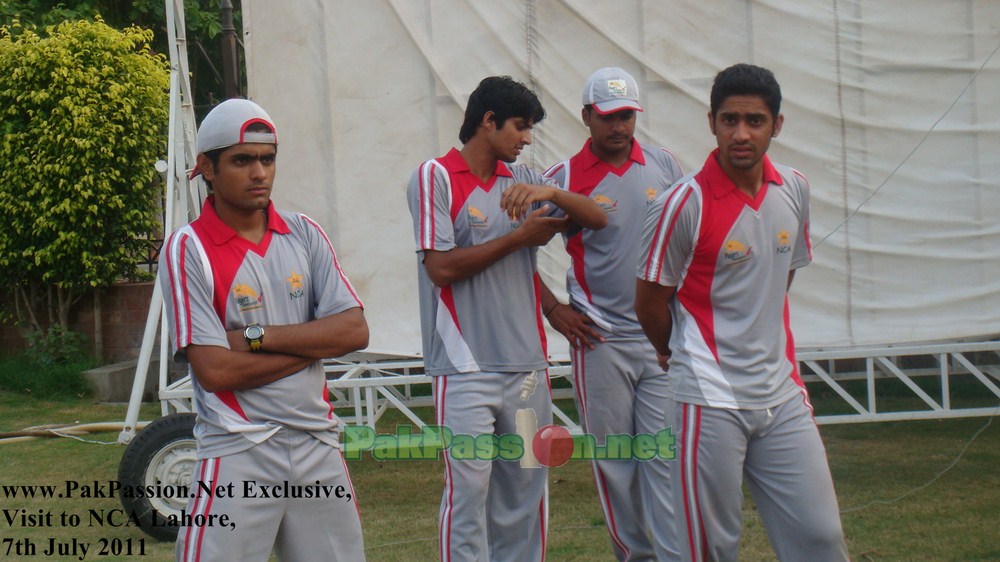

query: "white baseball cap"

left=582, top=67, right=643, bottom=115
left=196, top=98, right=277, bottom=154
left=191, top=99, right=277, bottom=178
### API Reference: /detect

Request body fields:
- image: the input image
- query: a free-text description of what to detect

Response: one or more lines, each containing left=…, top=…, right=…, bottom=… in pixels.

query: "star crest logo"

left=287, top=271, right=305, bottom=299
left=646, top=188, right=657, bottom=206
left=776, top=230, right=792, bottom=254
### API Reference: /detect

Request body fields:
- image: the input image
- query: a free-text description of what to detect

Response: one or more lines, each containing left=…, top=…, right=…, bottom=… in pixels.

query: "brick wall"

left=1, top=282, right=157, bottom=362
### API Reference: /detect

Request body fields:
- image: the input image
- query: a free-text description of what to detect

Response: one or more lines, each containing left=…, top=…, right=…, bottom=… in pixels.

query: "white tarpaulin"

left=240, top=0, right=1000, bottom=359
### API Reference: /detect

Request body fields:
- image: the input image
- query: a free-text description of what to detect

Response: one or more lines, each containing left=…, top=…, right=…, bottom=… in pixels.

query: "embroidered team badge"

left=593, top=194, right=618, bottom=213
left=233, top=283, right=265, bottom=312
left=287, top=271, right=305, bottom=299
left=468, top=206, right=488, bottom=228
left=606, top=79, right=628, bottom=97
left=646, top=188, right=657, bottom=205
left=776, top=230, right=792, bottom=254
left=723, top=239, right=753, bottom=265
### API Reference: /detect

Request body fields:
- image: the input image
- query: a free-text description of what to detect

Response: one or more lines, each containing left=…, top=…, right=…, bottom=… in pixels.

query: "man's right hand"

left=514, top=205, right=570, bottom=248
left=656, top=350, right=671, bottom=372
left=546, top=303, right=605, bottom=350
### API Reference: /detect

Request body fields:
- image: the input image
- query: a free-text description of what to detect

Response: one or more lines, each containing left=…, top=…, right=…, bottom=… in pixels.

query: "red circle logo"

left=532, top=424, right=574, bottom=467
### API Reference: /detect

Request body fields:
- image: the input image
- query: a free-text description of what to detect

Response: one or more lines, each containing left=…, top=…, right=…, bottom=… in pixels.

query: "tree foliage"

left=0, top=0, right=244, bottom=116
left=0, top=18, right=169, bottom=330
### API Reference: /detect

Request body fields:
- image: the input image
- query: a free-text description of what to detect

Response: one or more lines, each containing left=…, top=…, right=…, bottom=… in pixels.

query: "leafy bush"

left=0, top=326, right=94, bottom=398
left=0, top=353, right=94, bottom=399
left=0, top=18, right=169, bottom=330
left=24, top=325, right=90, bottom=366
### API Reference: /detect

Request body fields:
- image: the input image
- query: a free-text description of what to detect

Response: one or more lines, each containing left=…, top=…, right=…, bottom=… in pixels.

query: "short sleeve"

left=407, top=160, right=456, bottom=252
left=159, top=228, right=229, bottom=360
left=296, top=214, right=364, bottom=318
left=543, top=160, right=569, bottom=191
left=637, top=182, right=701, bottom=287
left=789, top=170, right=813, bottom=270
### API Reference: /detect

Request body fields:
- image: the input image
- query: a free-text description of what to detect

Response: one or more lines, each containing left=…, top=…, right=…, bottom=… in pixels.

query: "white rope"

left=839, top=410, right=996, bottom=514
left=814, top=38, right=1000, bottom=248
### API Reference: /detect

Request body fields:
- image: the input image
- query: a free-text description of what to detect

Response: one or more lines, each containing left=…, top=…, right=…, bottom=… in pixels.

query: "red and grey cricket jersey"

left=638, top=149, right=813, bottom=409
left=407, top=148, right=557, bottom=376
left=160, top=197, right=363, bottom=459
left=545, top=139, right=684, bottom=338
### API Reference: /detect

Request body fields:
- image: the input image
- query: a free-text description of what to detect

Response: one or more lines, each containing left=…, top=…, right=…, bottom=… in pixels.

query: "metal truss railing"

left=144, top=340, right=1000, bottom=439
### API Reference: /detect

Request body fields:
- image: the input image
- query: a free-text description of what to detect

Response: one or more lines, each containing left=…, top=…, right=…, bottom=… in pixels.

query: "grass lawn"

left=0, top=391, right=998, bottom=561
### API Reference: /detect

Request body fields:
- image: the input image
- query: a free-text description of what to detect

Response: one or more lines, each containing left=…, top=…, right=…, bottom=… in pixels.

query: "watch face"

left=245, top=325, right=264, bottom=339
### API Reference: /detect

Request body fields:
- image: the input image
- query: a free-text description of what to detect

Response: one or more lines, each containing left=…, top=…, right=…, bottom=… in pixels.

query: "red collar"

left=700, top=148, right=783, bottom=199
left=440, top=147, right=514, bottom=178
left=198, top=195, right=290, bottom=245
left=578, top=138, right=646, bottom=172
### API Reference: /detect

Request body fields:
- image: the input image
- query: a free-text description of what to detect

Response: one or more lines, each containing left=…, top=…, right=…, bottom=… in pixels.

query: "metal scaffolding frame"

left=143, top=339, right=1000, bottom=436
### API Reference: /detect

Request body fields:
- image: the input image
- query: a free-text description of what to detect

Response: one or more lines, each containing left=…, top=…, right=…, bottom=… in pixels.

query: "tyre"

left=118, top=413, right=197, bottom=541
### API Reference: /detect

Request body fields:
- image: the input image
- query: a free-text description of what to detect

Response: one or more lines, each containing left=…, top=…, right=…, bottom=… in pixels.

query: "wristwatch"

left=243, top=323, right=265, bottom=352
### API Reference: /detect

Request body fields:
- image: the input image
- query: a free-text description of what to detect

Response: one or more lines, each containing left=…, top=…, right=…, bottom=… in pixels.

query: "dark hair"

left=710, top=63, right=782, bottom=119
left=459, top=76, right=546, bottom=144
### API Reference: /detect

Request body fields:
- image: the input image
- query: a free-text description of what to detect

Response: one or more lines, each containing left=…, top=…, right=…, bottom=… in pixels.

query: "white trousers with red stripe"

left=674, top=393, right=849, bottom=562
left=433, top=371, right=551, bottom=562
left=176, top=429, right=365, bottom=562
left=572, top=337, right=679, bottom=562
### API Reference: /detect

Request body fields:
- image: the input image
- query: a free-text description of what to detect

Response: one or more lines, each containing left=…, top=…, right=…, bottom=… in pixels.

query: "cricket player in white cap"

left=161, top=98, right=369, bottom=561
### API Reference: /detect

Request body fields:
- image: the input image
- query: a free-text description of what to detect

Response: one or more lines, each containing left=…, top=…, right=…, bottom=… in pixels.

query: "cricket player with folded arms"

left=407, top=75, right=606, bottom=562
left=160, top=98, right=368, bottom=561
left=540, top=67, right=684, bottom=561
left=635, top=63, right=850, bottom=562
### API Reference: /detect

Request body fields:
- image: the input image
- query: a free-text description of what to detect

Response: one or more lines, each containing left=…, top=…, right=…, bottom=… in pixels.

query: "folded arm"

left=188, top=307, right=369, bottom=393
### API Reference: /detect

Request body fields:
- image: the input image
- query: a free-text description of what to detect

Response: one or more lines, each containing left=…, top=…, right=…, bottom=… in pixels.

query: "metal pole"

left=221, top=0, right=240, bottom=98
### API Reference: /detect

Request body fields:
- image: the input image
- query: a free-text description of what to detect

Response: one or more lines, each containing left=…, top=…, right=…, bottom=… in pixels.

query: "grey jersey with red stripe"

left=638, top=149, right=812, bottom=409
left=407, top=148, right=557, bottom=376
left=545, top=139, right=683, bottom=338
left=160, top=197, right=363, bottom=459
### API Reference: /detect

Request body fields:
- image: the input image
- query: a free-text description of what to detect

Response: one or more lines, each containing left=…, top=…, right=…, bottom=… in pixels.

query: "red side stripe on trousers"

left=575, top=348, right=628, bottom=557
left=183, top=457, right=220, bottom=562
left=435, top=377, right=453, bottom=562
left=681, top=404, right=708, bottom=562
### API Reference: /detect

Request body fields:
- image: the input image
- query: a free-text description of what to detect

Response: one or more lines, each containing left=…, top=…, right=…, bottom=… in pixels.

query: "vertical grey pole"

left=221, top=0, right=240, bottom=98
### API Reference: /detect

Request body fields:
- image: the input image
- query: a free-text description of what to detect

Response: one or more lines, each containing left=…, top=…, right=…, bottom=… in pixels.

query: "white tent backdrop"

left=239, top=0, right=1000, bottom=360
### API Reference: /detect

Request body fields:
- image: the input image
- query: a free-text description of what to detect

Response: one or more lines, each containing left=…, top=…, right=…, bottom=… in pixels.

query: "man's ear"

left=481, top=110, right=496, bottom=131
left=707, top=110, right=716, bottom=135
left=196, top=153, right=215, bottom=181
left=772, top=113, right=784, bottom=138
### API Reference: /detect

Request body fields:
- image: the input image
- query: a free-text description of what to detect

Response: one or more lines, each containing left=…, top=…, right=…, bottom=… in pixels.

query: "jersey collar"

left=701, top=148, right=783, bottom=200
left=198, top=195, right=291, bottom=245
left=441, top=147, right=515, bottom=179
left=579, top=138, right=646, bottom=172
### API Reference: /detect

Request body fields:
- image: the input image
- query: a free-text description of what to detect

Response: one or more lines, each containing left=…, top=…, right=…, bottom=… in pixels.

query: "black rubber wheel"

left=118, top=413, right=197, bottom=541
